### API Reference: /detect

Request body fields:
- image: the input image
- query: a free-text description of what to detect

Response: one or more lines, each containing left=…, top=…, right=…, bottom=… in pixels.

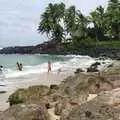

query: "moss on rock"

left=8, top=85, right=49, bottom=106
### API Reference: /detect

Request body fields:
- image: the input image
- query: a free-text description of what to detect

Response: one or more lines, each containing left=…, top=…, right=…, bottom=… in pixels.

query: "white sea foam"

left=2, top=55, right=113, bottom=79
left=0, top=55, right=113, bottom=92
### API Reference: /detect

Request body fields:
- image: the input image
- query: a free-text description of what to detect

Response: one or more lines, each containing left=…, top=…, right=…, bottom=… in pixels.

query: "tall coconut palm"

left=38, top=3, right=65, bottom=43
left=90, top=6, right=106, bottom=40
left=65, top=6, right=76, bottom=34
left=74, top=10, right=89, bottom=38
left=71, top=11, right=90, bottom=48
left=65, top=7, right=89, bottom=39
left=38, top=12, right=52, bottom=38
left=106, top=0, right=120, bottom=40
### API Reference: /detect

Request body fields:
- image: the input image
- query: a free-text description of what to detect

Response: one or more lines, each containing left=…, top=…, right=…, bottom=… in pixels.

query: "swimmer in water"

left=48, top=61, right=51, bottom=72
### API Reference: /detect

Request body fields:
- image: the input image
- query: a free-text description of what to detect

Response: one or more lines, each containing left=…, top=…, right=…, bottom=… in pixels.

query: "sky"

left=0, top=0, right=108, bottom=47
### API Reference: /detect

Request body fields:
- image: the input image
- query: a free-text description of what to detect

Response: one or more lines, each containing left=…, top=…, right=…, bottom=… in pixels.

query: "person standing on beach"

left=48, top=61, right=51, bottom=72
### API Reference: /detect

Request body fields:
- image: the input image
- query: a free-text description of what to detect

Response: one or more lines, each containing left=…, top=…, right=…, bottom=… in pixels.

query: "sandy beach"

left=0, top=60, right=120, bottom=120
left=0, top=71, right=73, bottom=111
left=0, top=58, right=114, bottom=112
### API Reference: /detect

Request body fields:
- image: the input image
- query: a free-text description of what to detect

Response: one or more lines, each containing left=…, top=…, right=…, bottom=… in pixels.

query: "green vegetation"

left=8, top=89, right=26, bottom=106
left=8, top=85, right=49, bottom=106
left=96, top=41, right=120, bottom=48
left=38, top=3, right=65, bottom=43
left=38, top=0, right=120, bottom=49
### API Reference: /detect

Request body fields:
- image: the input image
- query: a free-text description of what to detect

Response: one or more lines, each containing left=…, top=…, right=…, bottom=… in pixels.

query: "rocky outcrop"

left=7, top=67, right=120, bottom=118
left=0, top=41, right=120, bottom=59
left=0, top=104, right=50, bottom=120
left=87, top=62, right=100, bottom=72
left=91, top=47, right=120, bottom=60
left=0, top=40, right=63, bottom=54
left=0, top=46, right=34, bottom=54
left=61, top=88, right=120, bottom=120
left=0, top=62, right=120, bottom=120
left=74, top=68, right=84, bottom=74
left=61, top=97, right=120, bottom=120
left=8, top=85, right=50, bottom=106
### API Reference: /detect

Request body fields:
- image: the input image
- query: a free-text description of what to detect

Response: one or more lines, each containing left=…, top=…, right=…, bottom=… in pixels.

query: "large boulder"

left=0, top=104, right=50, bottom=120
left=61, top=99, right=120, bottom=120
left=52, top=73, right=120, bottom=119
left=97, top=88, right=120, bottom=107
left=8, top=85, right=49, bottom=106
left=60, top=88, right=120, bottom=120
left=58, top=74, right=114, bottom=98
left=61, top=87, right=120, bottom=120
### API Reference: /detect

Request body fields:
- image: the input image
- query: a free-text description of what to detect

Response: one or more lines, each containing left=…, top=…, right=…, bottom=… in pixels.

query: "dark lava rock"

left=0, top=46, right=34, bottom=54
left=108, top=63, right=114, bottom=68
left=87, top=62, right=100, bottom=72
left=50, top=84, right=59, bottom=90
left=74, top=68, right=84, bottom=74
left=0, top=42, right=120, bottom=60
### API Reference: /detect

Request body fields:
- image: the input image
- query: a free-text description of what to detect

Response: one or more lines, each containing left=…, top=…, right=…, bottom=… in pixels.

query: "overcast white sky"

left=0, top=0, right=108, bottom=47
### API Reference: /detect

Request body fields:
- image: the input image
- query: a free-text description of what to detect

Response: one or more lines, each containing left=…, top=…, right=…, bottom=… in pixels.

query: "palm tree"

left=71, top=11, right=90, bottom=48
left=106, top=0, right=120, bottom=40
left=90, top=6, right=106, bottom=40
left=38, top=12, right=52, bottom=38
left=75, top=10, right=89, bottom=38
left=65, top=6, right=76, bottom=34
left=38, top=3, right=65, bottom=43
left=65, top=7, right=89, bottom=38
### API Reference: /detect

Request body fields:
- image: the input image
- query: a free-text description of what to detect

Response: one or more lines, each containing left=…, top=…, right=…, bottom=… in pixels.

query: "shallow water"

left=0, top=54, right=113, bottom=91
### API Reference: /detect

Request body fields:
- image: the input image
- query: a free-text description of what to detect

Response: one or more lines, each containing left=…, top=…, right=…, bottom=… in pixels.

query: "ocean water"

left=0, top=54, right=113, bottom=91
left=0, top=54, right=113, bottom=78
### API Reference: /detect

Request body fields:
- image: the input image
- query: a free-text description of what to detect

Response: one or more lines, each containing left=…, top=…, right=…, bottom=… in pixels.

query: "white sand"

left=48, top=108, right=60, bottom=120
left=87, top=94, right=97, bottom=102
left=0, top=72, right=73, bottom=111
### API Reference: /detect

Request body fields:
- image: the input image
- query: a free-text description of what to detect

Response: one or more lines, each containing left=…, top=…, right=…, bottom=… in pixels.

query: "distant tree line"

left=38, top=0, right=120, bottom=48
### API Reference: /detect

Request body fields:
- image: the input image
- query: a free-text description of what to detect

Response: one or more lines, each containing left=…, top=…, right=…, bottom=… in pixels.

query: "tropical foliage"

left=38, top=0, right=120, bottom=48
left=38, top=3, right=65, bottom=43
left=105, top=0, right=120, bottom=40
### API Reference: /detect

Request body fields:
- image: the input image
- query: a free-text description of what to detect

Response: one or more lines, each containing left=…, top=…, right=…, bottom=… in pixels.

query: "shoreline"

left=0, top=61, right=120, bottom=119
left=0, top=72, right=73, bottom=111
left=0, top=46, right=120, bottom=60
left=0, top=56, right=115, bottom=111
